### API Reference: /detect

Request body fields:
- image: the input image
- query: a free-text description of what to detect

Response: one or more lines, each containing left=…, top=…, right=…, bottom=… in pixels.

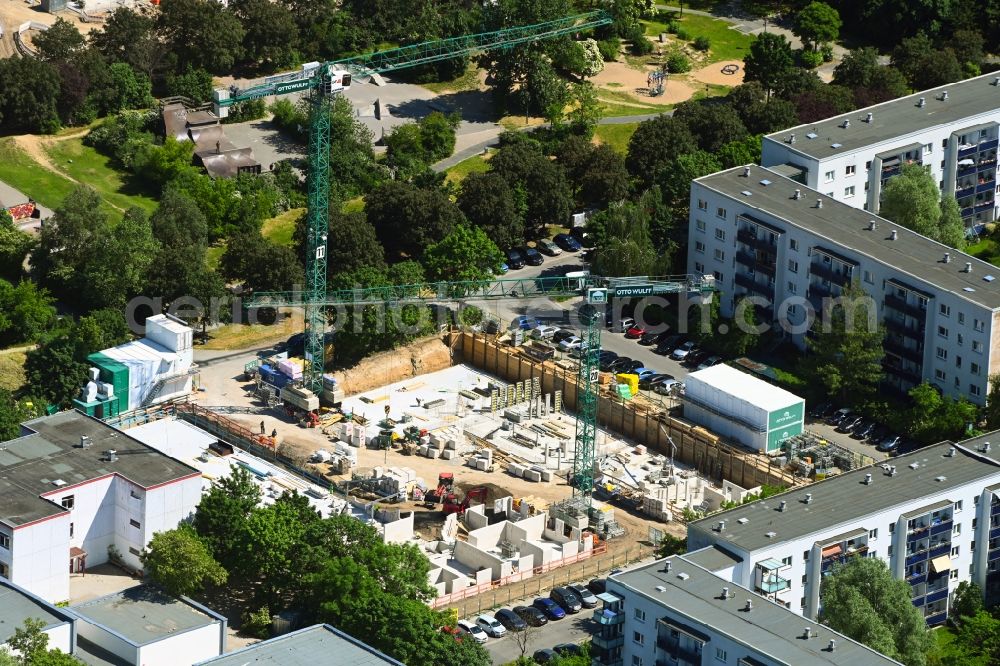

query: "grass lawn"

left=593, top=123, right=639, bottom=154
left=201, top=313, right=302, bottom=351
left=342, top=197, right=365, bottom=214
left=44, top=137, right=158, bottom=215
left=262, top=207, right=303, bottom=246
left=205, top=244, right=226, bottom=271
left=418, top=64, right=480, bottom=94
left=675, top=14, right=752, bottom=62
left=0, top=139, right=84, bottom=213
left=930, top=626, right=985, bottom=666
left=444, top=151, right=491, bottom=185
left=966, top=238, right=1000, bottom=266
left=0, top=348, right=30, bottom=393
left=596, top=87, right=664, bottom=117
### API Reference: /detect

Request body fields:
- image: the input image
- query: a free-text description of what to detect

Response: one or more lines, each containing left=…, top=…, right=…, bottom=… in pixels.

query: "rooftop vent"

left=864, top=473, right=873, bottom=485
left=663, top=560, right=672, bottom=573
left=841, top=119, right=850, bottom=129
left=804, top=493, right=813, bottom=504
left=909, top=462, right=920, bottom=470
left=941, top=90, right=949, bottom=101
left=743, top=166, right=751, bottom=177
left=890, top=466, right=897, bottom=476
left=778, top=500, right=787, bottom=512
left=865, top=112, right=873, bottom=123
left=965, top=262, right=973, bottom=273
left=947, top=447, right=957, bottom=457
left=828, top=639, right=836, bottom=652
left=918, top=97, right=926, bottom=107
left=803, top=627, right=814, bottom=639
left=936, top=476, right=947, bottom=482
left=745, top=599, right=753, bottom=611
left=655, top=585, right=667, bottom=592
left=831, top=142, right=843, bottom=149
left=760, top=179, right=772, bottom=186
left=765, top=531, right=777, bottom=538
left=741, top=190, right=753, bottom=197
left=788, top=133, right=796, bottom=144
left=52, top=479, right=66, bottom=487
left=890, top=229, right=898, bottom=240
left=721, top=587, right=732, bottom=599
left=816, top=199, right=823, bottom=209
left=79, top=435, right=91, bottom=448
left=994, top=76, right=1000, bottom=86
left=868, top=220, right=877, bottom=231
left=985, top=275, right=996, bottom=282
left=806, top=131, right=818, bottom=139
left=103, top=449, right=118, bottom=463
left=717, top=520, right=726, bottom=532
left=944, top=252, right=951, bottom=263
left=984, top=441, right=992, bottom=453
left=737, top=517, right=749, bottom=524
left=793, top=189, right=802, bottom=200
left=677, top=572, right=690, bottom=580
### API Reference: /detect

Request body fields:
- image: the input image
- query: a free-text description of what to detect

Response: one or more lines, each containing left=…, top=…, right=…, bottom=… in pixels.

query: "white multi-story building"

left=688, top=164, right=1000, bottom=404
left=591, top=554, right=903, bottom=666
left=682, top=433, right=1000, bottom=630
left=761, top=72, right=1000, bottom=233
left=0, top=410, right=202, bottom=602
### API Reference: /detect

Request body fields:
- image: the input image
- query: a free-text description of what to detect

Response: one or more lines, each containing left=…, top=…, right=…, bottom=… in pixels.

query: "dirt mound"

left=332, top=336, right=451, bottom=395
left=456, top=481, right=513, bottom=504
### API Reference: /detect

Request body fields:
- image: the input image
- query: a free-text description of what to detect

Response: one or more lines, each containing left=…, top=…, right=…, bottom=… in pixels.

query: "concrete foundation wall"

left=453, top=540, right=508, bottom=579
left=467, top=521, right=505, bottom=550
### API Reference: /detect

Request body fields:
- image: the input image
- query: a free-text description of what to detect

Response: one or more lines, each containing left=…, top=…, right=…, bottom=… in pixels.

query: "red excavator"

left=443, top=486, right=488, bottom=515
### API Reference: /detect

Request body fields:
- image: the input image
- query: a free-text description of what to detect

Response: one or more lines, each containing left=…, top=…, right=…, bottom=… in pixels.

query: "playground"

left=591, top=58, right=744, bottom=108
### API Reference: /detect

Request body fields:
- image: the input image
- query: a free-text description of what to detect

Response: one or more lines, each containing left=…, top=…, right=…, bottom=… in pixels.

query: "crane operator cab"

left=323, top=68, right=352, bottom=95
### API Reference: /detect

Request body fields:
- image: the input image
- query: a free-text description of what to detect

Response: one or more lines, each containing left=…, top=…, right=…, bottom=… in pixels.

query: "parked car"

left=624, top=324, right=647, bottom=339
left=456, top=620, right=488, bottom=644
left=553, top=329, right=577, bottom=344
left=671, top=341, right=698, bottom=361
left=554, top=233, right=582, bottom=252
left=536, top=238, right=562, bottom=256
left=635, top=368, right=657, bottom=380
left=587, top=578, right=607, bottom=594
left=609, top=316, right=636, bottom=333
left=654, top=379, right=682, bottom=395
left=533, top=648, right=557, bottom=663
left=514, top=605, right=548, bottom=627
left=506, top=248, right=525, bottom=269
left=519, top=246, right=544, bottom=266
left=495, top=608, right=528, bottom=632
left=510, top=316, right=539, bottom=331
left=640, top=374, right=675, bottom=390
left=852, top=420, right=879, bottom=440
left=532, top=597, right=566, bottom=620
left=877, top=434, right=902, bottom=453
left=611, top=359, right=644, bottom=374
left=554, top=643, right=583, bottom=656
left=550, top=587, right=583, bottom=614
left=684, top=350, right=710, bottom=368
left=697, top=355, right=723, bottom=371
left=559, top=336, right=585, bottom=352
left=496, top=262, right=509, bottom=275
left=532, top=325, right=559, bottom=340
left=867, top=424, right=890, bottom=443
left=836, top=415, right=865, bottom=433
left=809, top=401, right=832, bottom=419
left=654, top=340, right=679, bottom=355
left=475, top=614, right=506, bottom=638
left=569, top=584, right=599, bottom=608
left=826, top=407, right=852, bottom=426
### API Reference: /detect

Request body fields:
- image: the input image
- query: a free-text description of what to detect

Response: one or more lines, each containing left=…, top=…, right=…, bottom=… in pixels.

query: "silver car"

left=475, top=614, right=507, bottom=638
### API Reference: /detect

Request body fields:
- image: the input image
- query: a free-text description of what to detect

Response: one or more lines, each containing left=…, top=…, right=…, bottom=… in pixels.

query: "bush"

left=269, top=99, right=309, bottom=135
left=798, top=48, right=824, bottom=68
left=666, top=20, right=680, bottom=33
left=666, top=51, right=691, bottom=73
left=693, top=35, right=711, bottom=51
left=242, top=606, right=271, bottom=639
left=223, top=99, right=267, bottom=124
left=84, top=111, right=157, bottom=168
left=597, top=38, right=621, bottom=62
left=675, top=27, right=690, bottom=41
left=820, top=44, right=834, bottom=62
left=627, top=25, right=653, bottom=55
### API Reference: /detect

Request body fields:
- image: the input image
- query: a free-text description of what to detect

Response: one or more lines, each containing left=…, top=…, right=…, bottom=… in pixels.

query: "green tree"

left=892, top=34, right=963, bottom=90
left=951, top=581, right=984, bottom=624
left=133, top=137, right=196, bottom=188
left=230, top=0, right=298, bottom=72
left=366, top=181, right=465, bottom=260
left=820, top=557, right=930, bottom=666
left=384, top=123, right=427, bottom=181
left=33, top=18, right=85, bottom=62
left=0, top=57, right=61, bottom=133
left=157, top=0, right=246, bottom=73
left=5, top=617, right=78, bottom=666
left=142, top=525, right=228, bottom=597
left=743, top=32, right=794, bottom=98
left=424, top=225, right=503, bottom=281
left=33, top=185, right=110, bottom=298
left=952, top=609, right=1000, bottom=664
left=792, top=1, right=841, bottom=50
left=726, top=82, right=799, bottom=134
left=419, top=111, right=461, bottom=162
left=938, top=195, right=966, bottom=250
left=326, top=96, right=387, bottom=201
left=193, top=466, right=261, bottom=571
left=566, top=81, right=602, bottom=138
left=985, top=374, right=1000, bottom=431
left=654, top=534, right=686, bottom=559
left=220, top=232, right=303, bottom=292
left=674, top=101, right=748, bottom=154
left=0, top=390, right=43, bottom=442
left=659, top=150, right=722, bottom=209
left=881, top=164, right=963, bottom=248
left=802, top=282, right=884, bottom=405
left=70, top=309, right=131, bottom=358
left=626, top=116, right=698, bottom=187
left=905, top=382, right=977, bottom=443
left=90, top=7, right=165, bottom=76
left=0, top=211, right=34, bottom=282
left=588, top=200, right=661, bottom=276
left=97, top=62, right=154, bottom=113
left=314, top=210, right=386, bottom=277
left=0, top=280, right=57, bottom=346
left=717, top=134, right=764, bottom=169
left=165, top=67, right=215, bottom=104
left=81, top=207, right=158, bottom=310
left=489, top=139, right=573, bottom=233
left=457, top=172, right=525, bottom=250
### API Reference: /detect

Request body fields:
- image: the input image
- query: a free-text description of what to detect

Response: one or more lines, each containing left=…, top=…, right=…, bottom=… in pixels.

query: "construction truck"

left=443, top=486, right=488, bottom=515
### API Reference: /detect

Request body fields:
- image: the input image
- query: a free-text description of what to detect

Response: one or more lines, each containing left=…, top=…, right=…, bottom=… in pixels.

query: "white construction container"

left=684, top=364, right=804, bottom=454
left=144, top=314, right=193, bottom=352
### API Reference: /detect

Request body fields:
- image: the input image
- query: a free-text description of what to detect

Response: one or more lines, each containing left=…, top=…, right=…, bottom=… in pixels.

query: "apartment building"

left=0, top=410, right=202, bottom=602
left=761, top=72, right=1000, bottom=233
left=592, top=554, right=903, bottom=666
left=683, top=433, right=1000, bottom=629
left=688, top=164, right=1000, bottom=404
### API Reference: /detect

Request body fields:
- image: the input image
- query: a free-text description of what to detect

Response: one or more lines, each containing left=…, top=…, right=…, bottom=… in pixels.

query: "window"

left=955, top=500, right=963, bottom=512
left=631, top=657, right=643, bottom=666
left=940, top=303, right=950, bottom=316
left=866, top=161, right=872, bottom=170
left=717, top=207, right=727, bottom=219
left=128, top=547, right=141, bottom=556
left=973, top=340, right=984, bottom=353
left=824, top=170, right=835, bottom=182
left=0, top=563, right=7, bottom=579
left=130, top=489, right=141, bottom=500
left=633, top=630, right=645, bottom=645
left=956, top=356, right=963, bottom=369
left=782, top=556, right=793, bottom=566
left=696, top=219, right=706, bottom=232
left=888, top=545, right=894, bottom=556
left=788, top=282, right=797, bottom=294
left=790, top=239, right=799, bottom=251
left=69, top=523, right=74, bottom=538
left=800, top=597, right=806, bottom=608
left=715, top=229, right=726, bottom=241
left=801, top=574, right=807, bottom=584
left=870, top=528, right=879, bottom=539
left=844, top=185, right=855, bottom=198
left=695, top=262, right=705, bottom=273
left=698, top=199, right=708, bottom=211
left=890, top=523, right=896, bottom=534
left=951, top=569, right=960, bottom=581
left=695, top=241, right=705, bottom=253
left=61, top=496, right=74, bottom=510
left=863, top=270, right=874, bottom=284
left=972, top=362, right=981, bottom=375
left=959, top=312, right=966, bottom=325
left=937, top=347, right=948, bottom=360
left=713, top=271, right=723, bottom=281
left=938, top=326, right=949, bottom=339
left=803, top=550, right=809, bottom=561
left=972, top=384, right=982, bottom=397
left=958, top=333, right=964, bottom=346
left=788, top=260, right=799, bottom=273
left=974, top=318, right=985, bottom=332
left=634, top=608, right=646, bottom=621
left=935, top=369, right=946, bottom=381
left=955, top=523, right=962, bottom=535
left=716, top=648, right=728, bottom=662
left=846, top=165, right=856, bottom=176
left=924, top=143, right=933, bottom=154
left=942, top=139, right=948, bottom=148
left=129, top=519, right=141, bottom=529
left=714, top=249, right=726, bottom=262
left=952, top=546, right=960, bottom=557
left=0, top=533, right=9, bottom=549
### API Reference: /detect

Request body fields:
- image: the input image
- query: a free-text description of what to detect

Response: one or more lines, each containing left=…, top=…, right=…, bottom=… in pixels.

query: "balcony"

left=756, top=576, right=791, bottom=594
left=992, top=501, right=1000, bottom=516
left=978, top=181, right=996, bottom=194
left=884, top=294, right=927, bottom=320
left=976, top=201, right=996, bottom=212
left=593, top=634, right=625, bottom=650
left=734, top=273, right=773, bottom=298
left=656, top=646, right=703, bottom=665
left=593, top=609, right=624, bottom=625
left=884, top=362, right=922, bottom=384
left=981, top=139, right=999, bottom=151
left=735, top=250, right=756, bottom=268
left=927, top=612, right=948, bottom=626
left=737, top=228, right=777, bottom=251
left=959, top=165, right=978, bottom=178
left=809, top=262, right=854, bottom=287
left=960, top=145, right=978, bottom=159
left=884, top=340, right=924, bottom=364
left=930, top=520, right=953, bottom=536
left=962, top=206, right=975, bottom=218
left=956, top=185, right=975, bottom=198
left=882, top=165, right=901, bottom=179
left=929, top=544, right=952, bottom=560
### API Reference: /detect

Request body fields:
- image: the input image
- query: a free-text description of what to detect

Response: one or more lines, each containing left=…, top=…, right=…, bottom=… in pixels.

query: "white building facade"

left=761, top=72, right=1000, bottom=234
left=688, top=164, right=1000, bottom=404
left=0, top=411, right=201, bottom=602
left=685, top=435, right=1000, bottom=628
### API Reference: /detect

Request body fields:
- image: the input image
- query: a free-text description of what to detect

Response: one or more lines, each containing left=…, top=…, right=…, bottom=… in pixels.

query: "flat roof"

left=687, top=364, right=802, bottom=411
left=0, top=579, right=74, bottom=643
left=0, top=411, right=199, bottom=527
left=194, top=624, right=404, bottom=666
left=614, top=557, right=902, bottom=665
left=681, top=545, right=743, bottom=572
left=70, top=585, right=222, bottom=647
left=764, top=71, right=1000, bottom=159
left=690, top=434, right=1000, bottom=553
left=696, top=165, right=1000, bottom=310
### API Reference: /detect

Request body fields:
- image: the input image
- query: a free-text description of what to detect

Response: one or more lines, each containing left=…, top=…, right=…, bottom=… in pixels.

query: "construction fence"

left=450, top=330, right=803, bottom=492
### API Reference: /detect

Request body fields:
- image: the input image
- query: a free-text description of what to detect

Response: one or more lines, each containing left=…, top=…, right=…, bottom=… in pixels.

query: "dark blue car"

left=554, top=233, right=581, bottom=252
left=533, top=597, right=566, bottom=620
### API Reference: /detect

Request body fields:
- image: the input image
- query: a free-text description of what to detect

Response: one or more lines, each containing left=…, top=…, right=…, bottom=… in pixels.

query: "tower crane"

left=213, top=13, right=716, bottom=501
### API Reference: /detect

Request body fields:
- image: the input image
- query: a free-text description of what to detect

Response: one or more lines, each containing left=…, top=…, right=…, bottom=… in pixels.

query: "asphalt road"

left=483, top=610, right=596, bottom=665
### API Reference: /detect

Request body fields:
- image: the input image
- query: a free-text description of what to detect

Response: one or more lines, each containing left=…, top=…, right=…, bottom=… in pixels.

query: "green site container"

left=88, top=353, right=131, bottom=410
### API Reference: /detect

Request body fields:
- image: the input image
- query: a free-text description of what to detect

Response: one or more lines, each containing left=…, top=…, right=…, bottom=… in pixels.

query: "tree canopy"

left=881, top=164, right=965, bottom=249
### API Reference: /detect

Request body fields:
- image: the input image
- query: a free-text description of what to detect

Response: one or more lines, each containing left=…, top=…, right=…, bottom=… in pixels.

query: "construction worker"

left=271, top=428, right=278, bottom=439
left=260, top=420, right=265, bottom=435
